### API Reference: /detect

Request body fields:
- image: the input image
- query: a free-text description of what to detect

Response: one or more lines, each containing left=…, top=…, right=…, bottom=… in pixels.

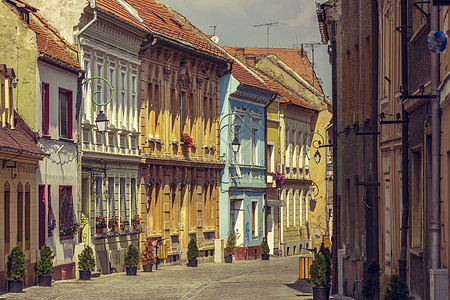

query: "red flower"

left=181, top=132, right=193, bottom=147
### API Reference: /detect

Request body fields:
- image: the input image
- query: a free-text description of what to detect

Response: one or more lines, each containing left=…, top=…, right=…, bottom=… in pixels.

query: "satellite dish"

left=211, top=36, right=219, bottom=44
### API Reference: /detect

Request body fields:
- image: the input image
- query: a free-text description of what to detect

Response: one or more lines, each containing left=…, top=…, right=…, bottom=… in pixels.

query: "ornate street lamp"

left=95, top=110, right=109, bottom=133
left=303, top=131, right=325, bottom=164
left=314, top=149, right=321, bottom=164
left=231, top=135, right=240, bottom=154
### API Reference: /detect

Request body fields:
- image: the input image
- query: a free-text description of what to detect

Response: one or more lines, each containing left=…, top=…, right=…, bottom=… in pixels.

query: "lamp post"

left=303, top=131, right=325, bottom=164
left=77, top=76, right=113, bottom=133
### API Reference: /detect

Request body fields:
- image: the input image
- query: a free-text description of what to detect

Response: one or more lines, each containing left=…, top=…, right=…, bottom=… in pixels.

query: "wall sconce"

left=314, top=149, right=321, bottom=164
left=10, top=79, right=18, bottom=88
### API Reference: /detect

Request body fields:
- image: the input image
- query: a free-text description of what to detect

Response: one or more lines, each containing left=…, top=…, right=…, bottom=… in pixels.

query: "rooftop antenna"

left=303, top=42, right=322, bottom=87
left=253, top=22, right=279, bottom=48
left=209, top=25, right=221, bottom=36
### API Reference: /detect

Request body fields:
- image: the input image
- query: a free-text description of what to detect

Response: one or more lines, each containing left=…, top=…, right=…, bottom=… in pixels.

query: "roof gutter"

left=74, top=0, right=97, bottom=62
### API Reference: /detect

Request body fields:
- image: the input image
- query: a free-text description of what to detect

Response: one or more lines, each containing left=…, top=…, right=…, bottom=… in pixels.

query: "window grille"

left=59, top=186, right=76, bottom=237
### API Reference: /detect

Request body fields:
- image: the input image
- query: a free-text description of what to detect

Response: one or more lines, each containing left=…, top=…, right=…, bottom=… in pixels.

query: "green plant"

left=78, top=245, right=96, bottom=271
left=131, top=214, right=141, bottom=226
left=224, top=232, right=236, bottom=257
left=187, top=238, right=199, bottom=260
left=362, top=260, right=381, bottom=300
left=35, top=244, right=55, bottom=276
left=108, top=216, right=119, bottom=229
left=310, top=252, right=330, bottom=287
left=384, top=274, right=412, bottom=300
left=260, top=237, right=270, bottom=255
left=141, top=237, right=156, bottom=265
left=124, top=243, right=140, bottom=267
left=7, top=246, right=27, bottom=280
left=319, top=242, right=331, bottom=275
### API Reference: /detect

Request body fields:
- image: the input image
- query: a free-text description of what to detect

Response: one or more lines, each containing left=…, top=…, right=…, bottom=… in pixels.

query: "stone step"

left=91, top=272, right=101, bottom=278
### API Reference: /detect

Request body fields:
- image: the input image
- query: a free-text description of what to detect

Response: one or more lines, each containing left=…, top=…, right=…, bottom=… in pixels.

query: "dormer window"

left=18, top=9, right=29, bottom=24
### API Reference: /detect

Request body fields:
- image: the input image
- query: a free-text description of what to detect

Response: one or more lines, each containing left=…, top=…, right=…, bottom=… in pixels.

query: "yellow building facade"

left=138, top=37, right=228, bottom=264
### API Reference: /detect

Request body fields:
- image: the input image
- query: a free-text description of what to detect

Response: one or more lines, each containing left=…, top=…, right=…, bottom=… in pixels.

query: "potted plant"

left=96, top=216, right=106, bottom=234
left=108, top=215, right=119, bottom=232
left=224, top=232, right=236, bottom=263
left=310, top=242, right=331, bottom=300
left=78, top=245, right=95, bottom=280
left=187, top=238, right=199, bottom=267
left=141, top=237, right=157, bottom=272
left=124, top=243, right=140, bottom=275
left=131, top=214, right=141, bottom=230
left=384, top=274, right=412, bottom=300
left=35, top=244, right=55, bottom=286
left=180, top=132, right=193, bottom=148
left=120, top=218, right=129, bottom=232
left=260, top=237, right=270, bottom=260
left=271, top=170, right=286, bottom=188
left=7, top=246, right=27, bottom=292
left=362, top=260, right=381, bottom=300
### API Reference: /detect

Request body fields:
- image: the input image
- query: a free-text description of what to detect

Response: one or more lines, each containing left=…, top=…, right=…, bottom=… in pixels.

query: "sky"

left=161, top=0, right=331, bottom=97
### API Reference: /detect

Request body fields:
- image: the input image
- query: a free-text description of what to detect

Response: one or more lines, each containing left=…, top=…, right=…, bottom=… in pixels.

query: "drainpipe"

left=429, top=4, right=440, bottom=273
left=329, top=19, right=338, bottom=295
left=399, top=0, right=410, bottom=282
left=264, top=94, right=278, bottom=239
left=74, top=1, right=97, bottom=62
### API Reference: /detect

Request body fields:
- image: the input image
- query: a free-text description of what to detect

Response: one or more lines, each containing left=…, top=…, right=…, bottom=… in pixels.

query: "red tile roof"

left=96, top=0, right=224, bottom=58
left=28, top=17, right=81, bottom=70
left=231, top=62, right=274, bottom=92
left=224, top=47, right=323, bottom=93
left=0, top=114, right=46, bottom=158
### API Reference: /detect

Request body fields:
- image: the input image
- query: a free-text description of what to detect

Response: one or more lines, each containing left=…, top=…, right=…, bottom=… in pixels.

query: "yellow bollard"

left=299, top=257, right=313, bottom=279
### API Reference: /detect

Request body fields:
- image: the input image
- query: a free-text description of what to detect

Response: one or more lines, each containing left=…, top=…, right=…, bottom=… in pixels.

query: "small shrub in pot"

left=124, top=243, right=140, bottom=275
left=35, top=244, right=55, bottom=286
left=187, top=238, right=199, bottom=267
left=78, top=245, right=95, bottom=280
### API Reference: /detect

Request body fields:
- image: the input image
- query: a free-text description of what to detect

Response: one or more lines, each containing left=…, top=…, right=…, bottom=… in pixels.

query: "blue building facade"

left=219, top=62, right=275, bottom=259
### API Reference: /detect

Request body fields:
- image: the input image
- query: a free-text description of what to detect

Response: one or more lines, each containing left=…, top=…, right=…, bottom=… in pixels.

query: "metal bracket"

left=413, top=2, right=431, bottom=20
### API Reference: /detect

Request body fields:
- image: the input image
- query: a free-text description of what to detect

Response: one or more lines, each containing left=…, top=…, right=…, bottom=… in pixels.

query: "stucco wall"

left=25, top=0, right=88, bottom=44
left=0, top=2, right=39, bottom=129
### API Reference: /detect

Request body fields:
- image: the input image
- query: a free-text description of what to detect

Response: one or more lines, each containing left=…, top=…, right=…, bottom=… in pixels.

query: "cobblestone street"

left=0, top=256, right=352, bottom=300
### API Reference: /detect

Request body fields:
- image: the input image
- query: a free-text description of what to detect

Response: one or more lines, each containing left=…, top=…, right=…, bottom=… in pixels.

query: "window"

left=251, top=200, right=257, bottom=237
left=131, top=178, right=137, bottom=217
left=267, top=144, right=274, bottom=173
left=252, top=128, right=258, bottom=165
left=4, top=182, right=10, bottom=244
left=121, top=72, right=126, bottom=126
left=108, top=177, right=115, bottom=219
left=25, top=183, right=30, bottom=247
left=59, top=186, right=75, bottom=238
left=42, top=83, right=49, bottom=135
left=48, top=185, right=55, bottom=236
left=59, top=89, right=73, bottom=139
left=285, top=129, right=290, bottom=167
left=108, top=133, right=115, bottom=148
left=17, top=183, right=23, bottom=243
left=234, top=125, right=242, bottom=164
left=96, top=178, right=103, bottom=216
left=120, top=177, right=126, bottom=218
left=109, top=68, right=115, bottom=124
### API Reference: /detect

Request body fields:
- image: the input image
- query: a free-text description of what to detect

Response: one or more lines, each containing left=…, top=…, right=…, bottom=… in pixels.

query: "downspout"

left=429, top=4, right=440, bottom=273
left=264, top=94, right=278, bottom=239
left=278, top=98, right=282, bottom=255
left=329, top=19, right=339, bottom=295
left=399, top=0, right=410, bottom=282
left=74, top=1, right=98, bottom=63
